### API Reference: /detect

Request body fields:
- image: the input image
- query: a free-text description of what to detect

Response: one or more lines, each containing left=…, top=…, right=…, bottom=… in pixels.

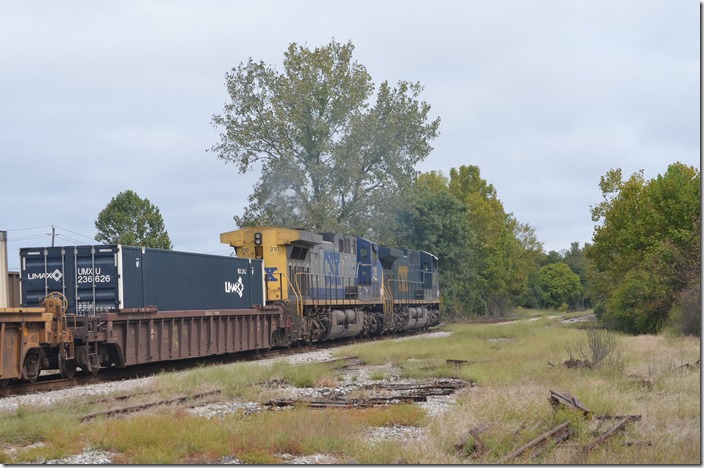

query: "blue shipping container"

left=20, top=245, right=265, bottom=315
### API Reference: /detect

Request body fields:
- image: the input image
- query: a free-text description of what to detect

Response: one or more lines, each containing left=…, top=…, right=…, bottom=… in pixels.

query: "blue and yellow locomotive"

left=219, top=226, right=440, bottom=343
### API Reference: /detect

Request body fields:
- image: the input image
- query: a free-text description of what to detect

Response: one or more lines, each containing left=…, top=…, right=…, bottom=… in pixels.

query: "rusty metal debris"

left=264, top=379, right=470, bottom=410
left=499, top=421, right=572, bottom=463
left=564, top=358, right=590, bottom=368
left=550, top=390, right=593, bottom=418
left=81, top=390, right=221, bottom=421
left=364, top=379, right=471, bottom=394
left=265, top=396, right=425, bottom=409
left=322, top=356, right=365, bottom=369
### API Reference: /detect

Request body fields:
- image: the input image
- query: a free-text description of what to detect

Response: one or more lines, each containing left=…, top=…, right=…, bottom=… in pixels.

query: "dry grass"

left=411, top=317, right=700, bottom=464
left=0, top=311, right=699, bottom=464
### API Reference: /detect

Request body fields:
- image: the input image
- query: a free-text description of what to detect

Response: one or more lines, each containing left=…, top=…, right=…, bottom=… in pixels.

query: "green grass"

left=0, top=311, right=698, bottom=464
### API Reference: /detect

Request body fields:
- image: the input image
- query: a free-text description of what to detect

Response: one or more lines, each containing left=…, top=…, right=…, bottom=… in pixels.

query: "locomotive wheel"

left=0, top=379, right=9, bottom=388
left=21, top=349, right=42, bottom=383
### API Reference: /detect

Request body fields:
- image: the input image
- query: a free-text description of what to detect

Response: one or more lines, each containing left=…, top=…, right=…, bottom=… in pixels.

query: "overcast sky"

left=1, top=0, right=699, bottom=270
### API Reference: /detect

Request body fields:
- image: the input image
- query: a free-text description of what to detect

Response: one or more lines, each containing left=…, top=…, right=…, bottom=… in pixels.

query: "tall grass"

left=0, top=312, right=698, bottom=464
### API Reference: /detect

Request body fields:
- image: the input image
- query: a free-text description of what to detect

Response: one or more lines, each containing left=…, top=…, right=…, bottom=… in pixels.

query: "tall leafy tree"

left=561, top=242, right=591, bottom=308
left=588, top=162, right=700, bottom=333
left=399, top=168, right=541, bottom=317
left=95, top=190, right=172, bottom=249
left=395, top=172, right=484, bottom=316
left=448, top=165, right=540, bottom=314
left=211, top=39, right=440, bottom=238
left=535, top=262, right=583, bottom=310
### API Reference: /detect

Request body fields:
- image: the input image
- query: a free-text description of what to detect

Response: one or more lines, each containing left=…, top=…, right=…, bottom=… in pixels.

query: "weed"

left=566, top=327, right=623, bottom=369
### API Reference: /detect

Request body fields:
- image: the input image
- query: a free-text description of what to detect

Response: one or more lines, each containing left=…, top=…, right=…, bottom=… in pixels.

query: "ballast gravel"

left=0, top=377, right=157, bottom=413
left=2, top=330, right=456, bottom=464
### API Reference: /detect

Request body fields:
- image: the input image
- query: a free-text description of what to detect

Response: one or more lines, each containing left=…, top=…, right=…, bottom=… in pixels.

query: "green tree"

left=95, top=190, right=172, bottom=249
left=535, top=262, right=583, bottom=310
left=588, top=162, right=700, bottom=334
left=211, top=39, right=440, bottom=238
left=395, top=173, right=484, bottom=316
left=560, top=242, right=591, bottom=308
left=399, top=167, right=541, bottom=317
left=448, top=165, right=540, bottom=314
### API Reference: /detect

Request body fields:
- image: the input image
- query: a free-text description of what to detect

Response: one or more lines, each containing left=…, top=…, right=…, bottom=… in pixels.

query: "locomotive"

left=0, top=227, right=440, bottom=387
left=219, top=227, right=440, bottom=343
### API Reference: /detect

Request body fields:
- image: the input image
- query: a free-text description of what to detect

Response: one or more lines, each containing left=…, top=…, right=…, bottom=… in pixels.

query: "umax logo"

left=225, top=277, right=245, bottom=298
left=27, top=269, right=64, bottom=282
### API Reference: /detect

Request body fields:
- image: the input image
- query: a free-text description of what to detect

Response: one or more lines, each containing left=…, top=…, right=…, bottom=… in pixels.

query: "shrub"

left=566, top=328, right=623, bottom=369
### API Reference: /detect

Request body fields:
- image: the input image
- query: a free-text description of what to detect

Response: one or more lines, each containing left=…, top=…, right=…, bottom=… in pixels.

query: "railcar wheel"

left=22, top=349, right=42, bottom=383
left=0, top=379, right=10, bottom=388
left=59, top=356, right=77, bottom=379
left=82, top=367, right=99, bottom=376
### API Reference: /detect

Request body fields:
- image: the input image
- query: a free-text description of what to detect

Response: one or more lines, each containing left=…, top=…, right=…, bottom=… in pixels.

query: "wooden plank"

left=499, top=421, right=571, bottom=463
left=550, top=390, right=593, bottom=418
left=455, top=423, right=489, bottom=454
left=583, top=417, right=635, bottom=453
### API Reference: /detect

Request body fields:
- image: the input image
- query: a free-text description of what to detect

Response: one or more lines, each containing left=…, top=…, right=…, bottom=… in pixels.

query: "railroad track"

left=0, top=327, right=442, bottom=398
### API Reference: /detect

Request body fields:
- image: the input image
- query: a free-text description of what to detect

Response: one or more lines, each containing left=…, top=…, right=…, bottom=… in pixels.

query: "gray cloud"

left=1, top=0, right=698, bottom=270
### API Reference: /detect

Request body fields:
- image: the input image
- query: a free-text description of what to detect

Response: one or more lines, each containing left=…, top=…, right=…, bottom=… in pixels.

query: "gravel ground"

left=2, top=330, right=456, bottom=464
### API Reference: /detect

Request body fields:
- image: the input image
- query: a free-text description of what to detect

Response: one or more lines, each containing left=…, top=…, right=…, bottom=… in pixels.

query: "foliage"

left=211, top=39, right=440, bottom=239
left=396, top=166, right=543, bottom=317
left=535, top=262, right=583, bottom=310
left=94, top=190, right=172, bottom=249
left=395, top=174, right=484, bottom=316
left=669, top=279, right=701, bottom=336
left=448, top=165, right=542, bottom=315
left=587, top=162, right=700, bottom=334
left=560, top=242, right=592, bottom=308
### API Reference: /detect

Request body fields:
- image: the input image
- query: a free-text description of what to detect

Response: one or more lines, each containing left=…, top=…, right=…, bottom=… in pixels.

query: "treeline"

left=394, top=162, right=700, bottom=336
left=389, top=165, right=588, bottom=319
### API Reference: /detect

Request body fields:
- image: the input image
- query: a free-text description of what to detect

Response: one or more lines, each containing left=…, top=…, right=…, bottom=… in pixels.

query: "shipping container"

left=20, top=245, right=265, bottom=315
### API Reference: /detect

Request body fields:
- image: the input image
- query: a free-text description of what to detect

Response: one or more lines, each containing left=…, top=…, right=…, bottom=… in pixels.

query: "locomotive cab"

left=220, top=227, right=322, bottom=302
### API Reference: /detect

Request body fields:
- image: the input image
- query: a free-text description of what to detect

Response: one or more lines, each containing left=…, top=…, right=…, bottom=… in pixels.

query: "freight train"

left=0, top=227, right=440, bottom=387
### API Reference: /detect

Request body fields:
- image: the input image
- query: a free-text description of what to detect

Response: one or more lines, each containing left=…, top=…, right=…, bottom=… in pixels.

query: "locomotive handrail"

left=382, top=274, right=394, bottom=316
left=388, top=278, right=425, bottom=302
left=294, top=271, right=383, bottom=307
left=285, top=273, right=303, bottom=317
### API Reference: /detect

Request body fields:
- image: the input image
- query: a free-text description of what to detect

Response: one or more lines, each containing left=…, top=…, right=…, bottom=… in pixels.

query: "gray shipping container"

left=20, top=245, right=265, bottom=315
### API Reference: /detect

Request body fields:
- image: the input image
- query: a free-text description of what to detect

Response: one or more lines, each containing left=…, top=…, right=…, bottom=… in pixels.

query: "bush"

left=669, top=281, right=701, bottom=336
left=566, top=328, right=623, bottom=369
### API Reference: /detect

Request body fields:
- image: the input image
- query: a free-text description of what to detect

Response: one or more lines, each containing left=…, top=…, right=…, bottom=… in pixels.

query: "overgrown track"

left=0, top=328, right=440, bottom=398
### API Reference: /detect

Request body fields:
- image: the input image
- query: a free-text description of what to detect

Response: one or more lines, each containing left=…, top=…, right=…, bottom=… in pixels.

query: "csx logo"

left=265, top=267, right=278, bottom=282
